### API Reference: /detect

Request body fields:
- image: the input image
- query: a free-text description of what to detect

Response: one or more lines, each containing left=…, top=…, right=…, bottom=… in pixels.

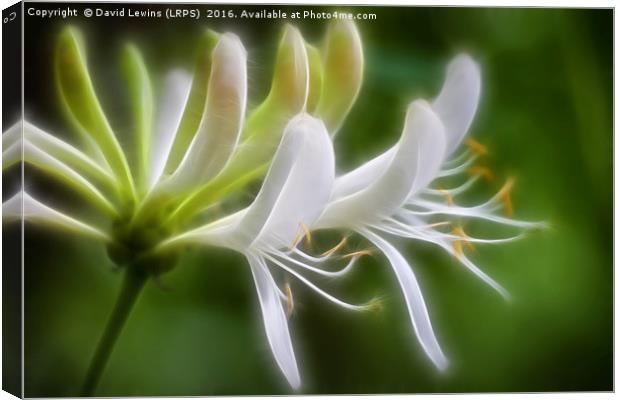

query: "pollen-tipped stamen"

left=341, top=249, right=373, bottom=259
left=438, top=188, right=454, bottom=206
left=285, top=282, right=294, bottom=317
left=495, top=177, right=515, bottom=216
left=468, top=165, right=494, bottom=181
left=320, top=236, right=348, bottom=257
left=465, top=137, right=488, bottom=156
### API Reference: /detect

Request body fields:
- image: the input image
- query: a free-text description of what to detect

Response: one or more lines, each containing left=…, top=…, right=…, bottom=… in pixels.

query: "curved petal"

left=9, top=140, right=117, bottom=215
left=318, top=100, right=445, bottom=228
left=315, top=20, right=364, bottom=134
left=165, top=30, right=219, bottom=174
left=2, top=140, right=20, bottom=169
left=165, top=28, right=310, bottom=223
left=239, top=114, right=334, bottom=248
left=362, top=229, right=448, bottom=371
left=55, top=27, right=135, bottom=198
left=167, top=114, right=334, bottom=251
left=263, top=24, right=310, bottom=118
left=148, top=70, right=192, bottom=189
left=432, top=54, right=481, bottom=155
left=2, top=121, right=21, bottom=151
left=3, top=191, right=109, bottom=241
left=166, top=33, right=247, bottom=193
left=22, top=122, right=116, bottom=189
left=121, top=43, right=154, bottom=190
left=305, top=43, right=323, bottom=113
left=248, top=254, right=301, bottom=389
left=330, top=148, right=395, bottom=201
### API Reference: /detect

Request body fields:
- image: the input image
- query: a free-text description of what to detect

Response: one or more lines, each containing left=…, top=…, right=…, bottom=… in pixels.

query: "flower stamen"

left=320, top=236, right=348, bottom=257
left=465, top=138, right=488, bottom=156
left=301, top=222, right=312, bottom=247
left=285, top=282, right=294, bottom=317
left=452, top=226, right=475, bottom=259
left=438, top=188, right=454, bottom=206
left=342, top=249, right=373, bottom=259
left=496, top=177, right=515, bottom=216
left=468, top=165, right=494, bottom=181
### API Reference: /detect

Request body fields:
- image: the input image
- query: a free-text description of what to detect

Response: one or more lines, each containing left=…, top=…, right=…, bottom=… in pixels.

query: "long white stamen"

left=437, top=156, right=477, bottom=177
left=441, top=149, right=472, bottom=168
left=262, top=252, right=373, bottom=312
left=422, top=176, right=480, bottom=197
left=404, top=201, right=543, bottom=229
left=272, top=250, right=359, bottom=278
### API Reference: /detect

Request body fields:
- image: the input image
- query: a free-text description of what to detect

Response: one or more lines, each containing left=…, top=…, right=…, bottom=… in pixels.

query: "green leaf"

left=121, top=43, right=154, bottom=193
left=55, top=27, right=135, bottom=202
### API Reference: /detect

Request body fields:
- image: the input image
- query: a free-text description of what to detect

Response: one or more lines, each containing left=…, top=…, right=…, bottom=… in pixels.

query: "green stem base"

left=80, top=268, right=147, bottom=397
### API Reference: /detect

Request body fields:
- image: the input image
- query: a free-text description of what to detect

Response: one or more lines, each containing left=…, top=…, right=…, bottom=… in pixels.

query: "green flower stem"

left=80, top=268, right=148, bottom=397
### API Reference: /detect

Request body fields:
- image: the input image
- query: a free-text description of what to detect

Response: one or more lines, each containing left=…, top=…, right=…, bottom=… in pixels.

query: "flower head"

left=3, top=19, right=541, bottom=392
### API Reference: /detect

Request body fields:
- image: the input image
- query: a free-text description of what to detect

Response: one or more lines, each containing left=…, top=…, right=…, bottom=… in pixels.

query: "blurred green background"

left=13, top=4, right=612, bottom=396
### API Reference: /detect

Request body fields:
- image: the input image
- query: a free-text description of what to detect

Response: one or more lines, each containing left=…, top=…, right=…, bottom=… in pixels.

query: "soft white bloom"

left=163, top=114, right=375, bottom=388
left=2, top=19, right=541, bottom=394
left=312, top=54, right=543, bottom=370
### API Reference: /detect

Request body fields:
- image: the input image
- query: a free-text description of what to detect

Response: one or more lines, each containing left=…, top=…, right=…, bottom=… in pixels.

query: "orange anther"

left=290, top=231, right=303, bottom=249
left=438, top=189, right=454, bottom=206
left=285, top=283, right=294, bottom=317
left=291, top=222, right=313, bottom=249
left=320, top=236, right=348, bottom=257
left=496, top=178, right=515, bottom=216
left=468, top=166, right=494, bottom=181
left=452, top=226, right=475, bottom=259
left=465, top=138, right=489, bottom=156
left=342, top=249, right=373, bottom=259
left=300, top=222, right=312, bottom=246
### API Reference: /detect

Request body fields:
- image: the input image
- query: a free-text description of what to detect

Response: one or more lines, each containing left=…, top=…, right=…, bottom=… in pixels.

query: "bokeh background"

left=7, top=4, right=612, bottom=396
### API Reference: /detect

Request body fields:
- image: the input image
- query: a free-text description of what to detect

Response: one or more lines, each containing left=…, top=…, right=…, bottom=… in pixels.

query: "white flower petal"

left=2, top=140, right=20, bottom=169
left=330, top=148, right=395, bottom=201
left=23, top=122, right=116, bottom=188
left=362, top=229, right=448, bottom=371
left=248, top=254, right=301, bottom=389
left=235, top=114, right=334, bottom=248
left=148, top=70, right=192, bottom=189
left=167, top=33, right=247, bottom=193
left=3, top=191, right=109, bottom=241
left=2, top=121, right=21, bottom=151
left=432, top=54, right=481, bottom=155
left=267, top=24, right=310, bottom=116
left=11, top=140, right=117, bottom=215
left=164, top=114, right=334, bottom=252
left=318, top=100, right=445, bottom=227
left=316, top=20, right=364, bottom=134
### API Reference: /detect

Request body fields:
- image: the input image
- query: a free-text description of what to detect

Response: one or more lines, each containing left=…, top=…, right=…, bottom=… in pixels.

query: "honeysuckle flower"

left=161, top=114, right=341, bottom=388
left=2, top=20, right=364, bottom=394
left=314, top=54, right=543, bottom=370
left=1, top=15, right=541, bottom=394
